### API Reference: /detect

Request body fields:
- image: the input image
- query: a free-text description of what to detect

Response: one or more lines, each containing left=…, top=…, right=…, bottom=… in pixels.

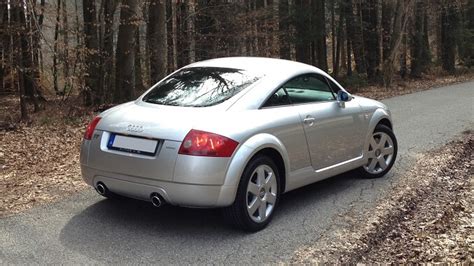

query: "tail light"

left=178, top=129, right=239, bottom=157
left=84, top=116, right=101, bottom=140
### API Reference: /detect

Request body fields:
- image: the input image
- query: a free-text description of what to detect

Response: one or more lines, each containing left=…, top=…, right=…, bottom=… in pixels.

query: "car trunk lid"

left=87, top=102, right=217, bottom=181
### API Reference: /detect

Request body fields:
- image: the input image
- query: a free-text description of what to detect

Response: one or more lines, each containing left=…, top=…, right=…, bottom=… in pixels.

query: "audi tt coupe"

left=80, top=57, right=397, bottom=231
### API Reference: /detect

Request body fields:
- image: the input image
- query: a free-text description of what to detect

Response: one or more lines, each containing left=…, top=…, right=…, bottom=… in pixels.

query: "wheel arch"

left=220, top=133, right=290, bottom=206
left=377, top=117, right=393, bottom=130
left=250, top=147, right=286, bottom=194
left=367, top=108, right=393, bottom=135
left=362, top=108, right=394, bottom=161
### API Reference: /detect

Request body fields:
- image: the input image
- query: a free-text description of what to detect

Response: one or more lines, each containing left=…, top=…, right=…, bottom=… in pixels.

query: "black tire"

left=223, top=155, right=281, bottom=232
left=356, top=124, right=398, bottom=178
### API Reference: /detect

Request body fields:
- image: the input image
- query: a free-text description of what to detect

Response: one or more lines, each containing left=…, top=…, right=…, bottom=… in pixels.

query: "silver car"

left=81, top=57, right=397, bottom=231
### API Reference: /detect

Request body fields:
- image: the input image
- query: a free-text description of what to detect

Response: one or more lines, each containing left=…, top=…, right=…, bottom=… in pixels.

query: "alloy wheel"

left=246, top=164, right=278, bottom=223
left=364, top=131, right=395, bottom=174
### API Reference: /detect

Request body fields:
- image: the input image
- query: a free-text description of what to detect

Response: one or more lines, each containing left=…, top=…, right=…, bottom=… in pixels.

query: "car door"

left=282, top=73, right=366, bottom=171
left=260, top=88, right=313, bottom=172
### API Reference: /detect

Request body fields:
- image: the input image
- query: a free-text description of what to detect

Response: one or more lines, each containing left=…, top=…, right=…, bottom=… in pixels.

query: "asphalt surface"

left=1, top=81, right=473, bottom=264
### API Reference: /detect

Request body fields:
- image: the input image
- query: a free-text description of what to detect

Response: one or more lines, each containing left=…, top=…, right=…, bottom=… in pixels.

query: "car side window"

left=262, top=88, right=291, bottom=108
left=325, top=77, right=342, bottom=94
left=282, top=74, right=336, bottom=104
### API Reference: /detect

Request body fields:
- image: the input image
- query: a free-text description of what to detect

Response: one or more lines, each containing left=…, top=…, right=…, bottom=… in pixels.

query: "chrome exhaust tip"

left=150, top=194, right=164, bottom=208
left=96, top=183, right=107, bottom=195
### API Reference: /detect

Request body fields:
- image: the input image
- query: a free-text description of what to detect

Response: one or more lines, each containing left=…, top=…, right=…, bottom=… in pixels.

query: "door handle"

left=303, top=116, right=315, bottom=126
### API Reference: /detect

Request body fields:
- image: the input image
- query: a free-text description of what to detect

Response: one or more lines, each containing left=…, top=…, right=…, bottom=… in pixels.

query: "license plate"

left=107, top=134, right=158, bottom=156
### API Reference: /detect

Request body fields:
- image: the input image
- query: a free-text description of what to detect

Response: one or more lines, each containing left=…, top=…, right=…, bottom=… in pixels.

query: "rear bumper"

left=81, top=164, right=237, bottom=208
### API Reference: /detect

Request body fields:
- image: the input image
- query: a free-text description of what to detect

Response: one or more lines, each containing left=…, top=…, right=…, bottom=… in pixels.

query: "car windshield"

left=142, top=67, right=261, bottom=107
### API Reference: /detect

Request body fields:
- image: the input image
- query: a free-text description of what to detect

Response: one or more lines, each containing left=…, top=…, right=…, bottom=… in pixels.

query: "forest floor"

left=353, top=69, right=474, bottom=99
left=0, top=70, right=473, bottom=218
left=0, top=97, right=92, bottom=217
left=293, top=131, right=473, bottom=263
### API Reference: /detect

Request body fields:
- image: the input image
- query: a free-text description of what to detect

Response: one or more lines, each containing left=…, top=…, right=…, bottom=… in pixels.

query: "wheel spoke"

left=370, top=137, right=378, bottom=150
left=257, top=167, right=265, bottom=186
left=379, top=134, right=388, bottom=148
left=266, top=192, right=276, bottom=205
left=248, top=198, right=259, bottom=216
left=264, top=172, right=273, bottom=189
left=367, top=158, right=377, bottom=172
left=258, top=201, right=267, bottom=220
left=367, top=150, right=376, bottom=159
left=378, top=157, right=388, bottom=170
left=383, top=146, right=394, bottom=155
left=248, top=182, right=259, bottom=196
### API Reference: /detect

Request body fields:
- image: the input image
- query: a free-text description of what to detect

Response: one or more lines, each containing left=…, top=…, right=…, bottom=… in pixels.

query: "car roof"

left=185, top=57, right=326, bottom=77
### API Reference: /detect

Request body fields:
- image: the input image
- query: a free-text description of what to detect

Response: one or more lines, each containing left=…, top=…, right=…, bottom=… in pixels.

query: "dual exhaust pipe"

left=95, top=183, right=166, bottom=208
left=150, top=193, right=165, bottom=208
left=96, top=182, right=108, bottom=196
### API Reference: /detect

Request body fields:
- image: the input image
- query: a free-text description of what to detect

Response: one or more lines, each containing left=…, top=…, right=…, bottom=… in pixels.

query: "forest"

left=0, top=0, right=473, bottom=121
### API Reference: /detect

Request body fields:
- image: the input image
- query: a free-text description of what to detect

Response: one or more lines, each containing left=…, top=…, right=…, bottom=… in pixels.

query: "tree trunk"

left=382, top=0, right=413, bottom=87
left=101, top=0, right=117, bottom=102
left=399, top=33, right=407, bottom=78
left=376, top=0, right=383, bottom=72
left=171, top=1, right=178, bottom=70
left=147, top=0, right=167, bottom=84
left=440, top=1, right=459, bottom=73
left=0, top=1, right=7, bottom=92
left=30, top=0, right=45, bottom=104
left=114, top=0, right=139, bottom=102
left=279, top=0, right=291, bottom=59
left=62, top=0, right=70, bottom=95
left=294, top=0, right=311, bottom=64
left=187, top=0, right=196, bottom=63
left=331, top=0, right=336, bottom=74
left=82, top=0, right=101, bottom=105
left=22, top=2, right=40, bottom=111
left=73, top=0, right=82, bottom=93
left=11, top=2, right=29, bottom=121
left=382, top=1, right=394, bottom=62
left=271, top=0, right=279, bottom=57
left=134, top=29, right=144, bottom=94
left=347, top=0, right=365, bottom=74
left=362, top=0, right=381, bottom=81
left=334, top=0, right=345, bottom=77
left=461, top=0, right=474, bottom=67
left=410, top=0, right=431, bottom=77
left=53, top=0, right=61, bottom=95
left=312, top=0, right=328, bottom=71
left=344, top=0, right=352, bottom=76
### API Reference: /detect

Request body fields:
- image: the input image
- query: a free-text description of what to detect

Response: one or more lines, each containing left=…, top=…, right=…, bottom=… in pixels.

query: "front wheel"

left=357, top=124, right=398, bottom=178
left=223, top=155, right=280, bottom=232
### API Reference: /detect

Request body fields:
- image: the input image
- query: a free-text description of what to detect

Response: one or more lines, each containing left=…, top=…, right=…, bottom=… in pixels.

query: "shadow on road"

left=59, top=171, right=365, bottom=262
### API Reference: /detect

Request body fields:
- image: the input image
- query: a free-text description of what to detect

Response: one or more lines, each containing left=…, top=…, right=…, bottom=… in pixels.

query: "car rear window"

left=142, top=67, right=261, bottom=107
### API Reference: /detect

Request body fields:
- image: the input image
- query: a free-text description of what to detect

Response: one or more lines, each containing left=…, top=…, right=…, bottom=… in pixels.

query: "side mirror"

left=337, top=90, right=352, bottom=102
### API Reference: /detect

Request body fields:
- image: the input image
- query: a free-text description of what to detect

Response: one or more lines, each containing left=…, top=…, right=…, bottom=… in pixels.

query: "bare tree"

left=10, top=1, right=29, bottom=121
left=382, top=0, right=413, bottom=87
left=82, top=0, right=101, bottom=105
left=114, top=0, right=139, bottom=102
left=147, top=0, right=167, bottom=84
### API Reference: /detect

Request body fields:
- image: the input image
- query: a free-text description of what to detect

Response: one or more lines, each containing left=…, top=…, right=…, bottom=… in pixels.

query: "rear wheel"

left=223, top=155, right=280, bottom=232
left=357, top=124, right=397, bottom=178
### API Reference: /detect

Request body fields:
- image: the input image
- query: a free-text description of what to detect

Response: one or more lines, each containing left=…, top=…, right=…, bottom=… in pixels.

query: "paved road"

left=1, top=82, right=473, bottom=264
